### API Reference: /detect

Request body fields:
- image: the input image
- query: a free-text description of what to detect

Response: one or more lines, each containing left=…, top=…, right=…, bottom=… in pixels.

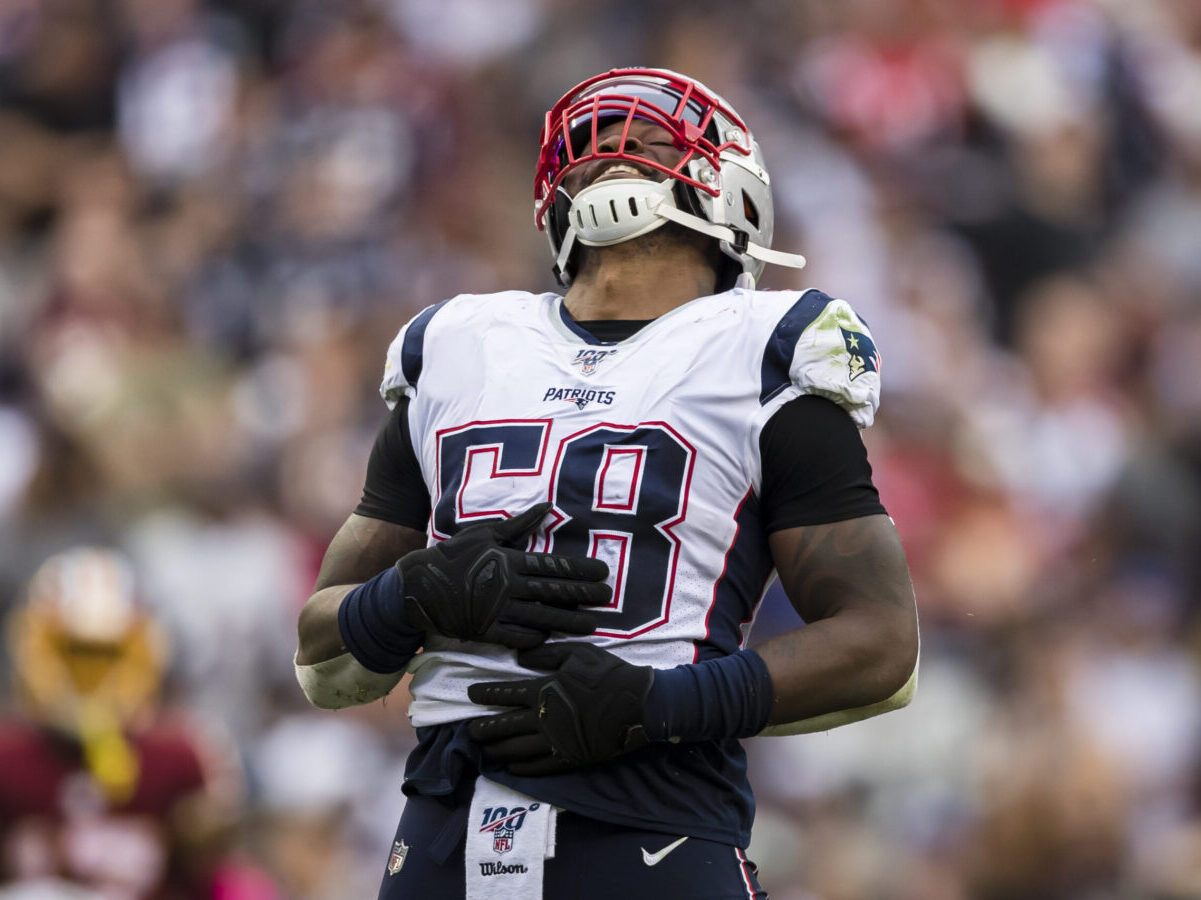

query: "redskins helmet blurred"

left=535, top=67, right=807, bottom=290
left=7, top=547, right=169, bottom=799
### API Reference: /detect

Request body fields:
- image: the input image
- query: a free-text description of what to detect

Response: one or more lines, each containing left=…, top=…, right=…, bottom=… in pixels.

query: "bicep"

left=768, top=514, right=916, bottom=627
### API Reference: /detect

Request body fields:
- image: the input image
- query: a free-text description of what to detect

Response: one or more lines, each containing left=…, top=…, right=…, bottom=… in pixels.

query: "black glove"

left=466, top=642, right=653, bottom=775
left=399, top=503, right=610, bottom=650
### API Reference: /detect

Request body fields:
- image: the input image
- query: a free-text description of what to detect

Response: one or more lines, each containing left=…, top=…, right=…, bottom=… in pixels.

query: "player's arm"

left=295, top=514, right=428, bottom=709
left=296, top=396, right=434, bottom=665
left=464, top=520, right=917, bottom=772
left=296, top=508, right=613, bottom=709
left=466, top=397, right=918, bottom=773
left=297, top=514, right=428, bottom=666
left=296, top=400, right=612, bottom=710
left=756, top=513, right=918, bottom=732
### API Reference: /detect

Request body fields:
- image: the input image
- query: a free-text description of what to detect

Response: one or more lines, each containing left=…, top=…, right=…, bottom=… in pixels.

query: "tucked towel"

left=465, top=776, right=557, bottom=899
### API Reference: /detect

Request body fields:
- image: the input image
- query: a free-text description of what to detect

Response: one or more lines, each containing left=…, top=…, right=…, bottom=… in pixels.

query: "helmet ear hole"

left=742, top=190, right=759, bottom=229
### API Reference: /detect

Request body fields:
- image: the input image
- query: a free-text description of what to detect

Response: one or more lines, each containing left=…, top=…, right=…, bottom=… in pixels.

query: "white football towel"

left=465, top=776, right=557, bottom=900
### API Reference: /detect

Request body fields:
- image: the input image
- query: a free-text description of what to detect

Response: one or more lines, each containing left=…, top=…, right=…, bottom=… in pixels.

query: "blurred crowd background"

left=1, top=0, right=1200, bottom=897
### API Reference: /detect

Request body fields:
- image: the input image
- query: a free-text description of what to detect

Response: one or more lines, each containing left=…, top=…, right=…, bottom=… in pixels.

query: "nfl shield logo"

left=493, top=825, right=514, bottom=854
left=571, top=348, right=615, bottom=376
left=387, top=839, right=409, bottom=875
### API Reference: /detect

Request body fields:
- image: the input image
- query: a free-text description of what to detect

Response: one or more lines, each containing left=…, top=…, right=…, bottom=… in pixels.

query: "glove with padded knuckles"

left=399, top=503, right=610, bottom=650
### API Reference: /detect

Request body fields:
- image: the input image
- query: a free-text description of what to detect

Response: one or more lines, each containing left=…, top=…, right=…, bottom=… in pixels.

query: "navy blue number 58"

left=434, top=420, right=695, bottom=637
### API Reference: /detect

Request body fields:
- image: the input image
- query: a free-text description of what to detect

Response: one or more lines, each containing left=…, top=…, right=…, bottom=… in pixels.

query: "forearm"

left=759, top=667, right=917, bottom=736
left=299, top=575, right=429, bottom=671
left=296, top=585, right=357, bottom=665
left=295, top=514, right=428, bottom=694
left=754, top=606, right=918, bottom=726
left=754, top=514, right=919, bottom=730
left=295, top=571, right=423, bottom=708
left=641, top=607, right=916, bottom=743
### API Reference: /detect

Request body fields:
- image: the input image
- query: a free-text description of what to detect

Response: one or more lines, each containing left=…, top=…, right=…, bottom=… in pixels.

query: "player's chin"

left=580, top=222, right=705, bottom=262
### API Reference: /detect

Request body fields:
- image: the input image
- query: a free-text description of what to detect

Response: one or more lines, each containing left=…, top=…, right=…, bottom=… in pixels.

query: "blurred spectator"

left=249, top=713, right=406, bottom=900
left=2, top=1, right=1201, bottom=896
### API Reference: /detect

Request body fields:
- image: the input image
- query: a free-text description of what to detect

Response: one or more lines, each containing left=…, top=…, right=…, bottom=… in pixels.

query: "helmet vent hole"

left=742, top=190, right=760, bottom=228
left=628, top=197, right=639, bottom=216
left=590, top=205, right=599, bottom=228
left=609, top=199, right=619, bottom=222
left=576, top=210, right=585, bottom=228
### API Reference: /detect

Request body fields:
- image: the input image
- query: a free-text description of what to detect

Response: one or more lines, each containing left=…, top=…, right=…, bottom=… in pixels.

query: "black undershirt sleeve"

left=759, top=394, right=887, bottom=533
left=354, top=396, right=432, bottom=531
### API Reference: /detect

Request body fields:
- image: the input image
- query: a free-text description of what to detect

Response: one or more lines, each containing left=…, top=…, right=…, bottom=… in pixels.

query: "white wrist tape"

left=294, top=651, right=405, bottom=709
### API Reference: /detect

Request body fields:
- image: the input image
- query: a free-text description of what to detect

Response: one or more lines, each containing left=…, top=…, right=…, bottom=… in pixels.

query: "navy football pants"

left=378, top=792, right=768, bottom=899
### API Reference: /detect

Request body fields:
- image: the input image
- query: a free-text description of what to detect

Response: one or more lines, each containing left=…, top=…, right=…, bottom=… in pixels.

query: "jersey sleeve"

left=759, top=395, right=887, bottom=531
left=760, top=289, right=881, bottom=428
left=354, top=397, right=432, bottom=530
left=380, top=299, right=452, bottom=408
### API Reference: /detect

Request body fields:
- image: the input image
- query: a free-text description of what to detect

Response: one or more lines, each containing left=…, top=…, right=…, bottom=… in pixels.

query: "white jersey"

left=380, top=288, right=880, bottom=727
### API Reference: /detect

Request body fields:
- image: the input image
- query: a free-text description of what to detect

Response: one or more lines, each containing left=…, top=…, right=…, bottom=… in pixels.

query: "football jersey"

left=0, top=718, right=230, bottom=898
left=380, top=287, right=881, bottom=730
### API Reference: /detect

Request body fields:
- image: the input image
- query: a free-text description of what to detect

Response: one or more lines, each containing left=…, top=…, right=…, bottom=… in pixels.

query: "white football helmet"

left=534, top=67, right=806, bottom=290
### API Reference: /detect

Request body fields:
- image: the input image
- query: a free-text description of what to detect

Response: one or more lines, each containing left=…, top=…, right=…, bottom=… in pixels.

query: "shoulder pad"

left=380, top=299, right=452, bottom=407
left=379, top=292, right=543, bottom=407
left=760, top=289, right=881, bottom=427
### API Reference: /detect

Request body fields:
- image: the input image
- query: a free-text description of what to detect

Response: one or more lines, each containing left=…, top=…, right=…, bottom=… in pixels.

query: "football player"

left=296, top=68, right=919, bottom=899
left=0, top=548, right=242, bottom=899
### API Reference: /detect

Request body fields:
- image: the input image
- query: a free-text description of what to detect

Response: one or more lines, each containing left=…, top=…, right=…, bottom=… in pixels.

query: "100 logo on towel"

left=478, top=803, right=541, bottom=855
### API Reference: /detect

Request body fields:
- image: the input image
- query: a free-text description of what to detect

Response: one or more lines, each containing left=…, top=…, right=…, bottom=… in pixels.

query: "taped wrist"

left=294, top=652, right=405, bottom=709
left=337, top=566, right=424, bottom=674
left=642, top=649, right=774, bottom=742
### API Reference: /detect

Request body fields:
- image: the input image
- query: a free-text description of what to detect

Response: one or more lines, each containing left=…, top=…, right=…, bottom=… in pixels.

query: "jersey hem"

left=484, top=768, right=753, bottom=848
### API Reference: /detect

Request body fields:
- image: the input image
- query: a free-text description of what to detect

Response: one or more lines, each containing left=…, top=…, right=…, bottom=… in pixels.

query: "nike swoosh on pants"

left=641, top=836, right=689, bottom=866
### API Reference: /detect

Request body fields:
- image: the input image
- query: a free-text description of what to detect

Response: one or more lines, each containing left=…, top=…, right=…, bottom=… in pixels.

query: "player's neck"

left=563, top=236, right=718, bottom=321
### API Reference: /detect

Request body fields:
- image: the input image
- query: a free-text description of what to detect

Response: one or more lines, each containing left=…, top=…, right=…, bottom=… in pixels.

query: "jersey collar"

left=549, top=293, right=737, bottom=346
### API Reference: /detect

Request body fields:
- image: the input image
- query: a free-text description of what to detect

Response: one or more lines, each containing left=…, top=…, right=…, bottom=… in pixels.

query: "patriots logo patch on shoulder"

left=840, top=327, right=879, bottom=381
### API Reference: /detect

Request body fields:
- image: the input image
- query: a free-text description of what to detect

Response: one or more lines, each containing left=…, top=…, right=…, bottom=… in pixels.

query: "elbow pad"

left=294, top=651, right=405, bottom=710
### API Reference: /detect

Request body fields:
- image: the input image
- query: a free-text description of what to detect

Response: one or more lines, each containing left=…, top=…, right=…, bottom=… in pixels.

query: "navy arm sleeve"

left=759, top=394, right=887, bottom=532
left=354, top=397, right=432, bottom=531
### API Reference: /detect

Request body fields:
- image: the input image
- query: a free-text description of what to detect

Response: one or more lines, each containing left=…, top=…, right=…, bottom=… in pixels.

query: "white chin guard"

left=553, top=179, right=676, bottom=276
left=553, top=176, right=806, bottom=286
left=569, top=178, right=677, bottom=247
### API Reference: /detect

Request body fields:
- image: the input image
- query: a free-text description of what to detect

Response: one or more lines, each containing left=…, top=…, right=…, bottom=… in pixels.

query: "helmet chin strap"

left=651, top=202, right=808, bottom=271
left=555, top=178, right=806, bottom=286
left=554, top=226, right=578, bottom=279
